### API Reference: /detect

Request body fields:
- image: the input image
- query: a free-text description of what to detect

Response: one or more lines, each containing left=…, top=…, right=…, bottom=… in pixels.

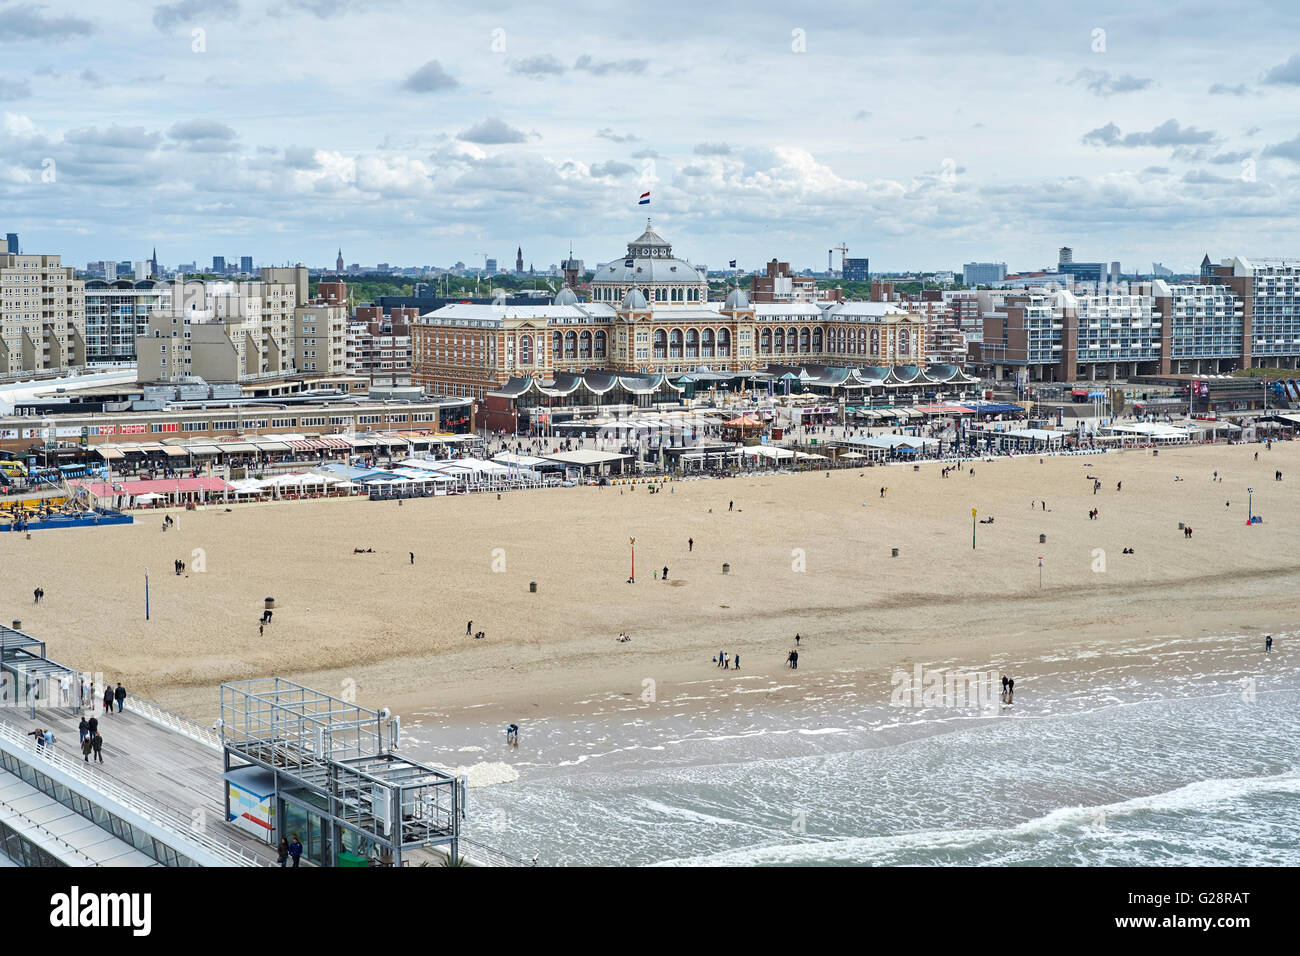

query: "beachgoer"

left=795, top=633, right=801, bottom=646
left=410, top=552, right=415, bottom=564
left=467, top=621, right=473, bottom=635
left=733, top=654, right=740, bottom=671
left=729, top=500, right=733, bottom=511
left=1266, top=635, right=1273, bottom=653
left=688, top=537, right=693, bottom=552
left=662, top=566, right=668, bottom=581
left=1007, top=679, right=1014, bottom=702
left=791, top=649, right=799, bottom=670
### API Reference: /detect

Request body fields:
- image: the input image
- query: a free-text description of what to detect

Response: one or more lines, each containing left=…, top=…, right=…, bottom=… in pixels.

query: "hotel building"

left=412, top=221, right=927, bottom=400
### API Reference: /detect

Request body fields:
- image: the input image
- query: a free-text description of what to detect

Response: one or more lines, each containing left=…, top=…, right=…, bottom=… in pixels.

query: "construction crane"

left=831, top=243, right=849, bottom=276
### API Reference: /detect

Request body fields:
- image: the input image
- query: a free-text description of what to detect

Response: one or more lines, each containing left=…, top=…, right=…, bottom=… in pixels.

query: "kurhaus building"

left=411, top=221, right=926, bottom=400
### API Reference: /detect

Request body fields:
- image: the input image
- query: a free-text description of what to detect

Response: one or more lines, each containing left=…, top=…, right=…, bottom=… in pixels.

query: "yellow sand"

left=4, top=442, right=1298, bottom=723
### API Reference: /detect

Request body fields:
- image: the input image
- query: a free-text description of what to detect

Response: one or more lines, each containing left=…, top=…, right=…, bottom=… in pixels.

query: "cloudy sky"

left=3, top=0, right=1300, bottom=274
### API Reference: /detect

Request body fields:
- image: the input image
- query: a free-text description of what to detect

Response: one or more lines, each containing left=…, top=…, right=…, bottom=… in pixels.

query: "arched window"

left=578, top=330, right=592, bottom=359
left=870, top=328, right=880, bottom=354
left=799, top=327, right=810, bottom=353
left=594, top=330, right=606, bottom=358
left=564, top=330, right=576, bottom=359
left=858, top=329, right=868, bottom=354
left=553, top=332, right=561, bottom=359
left=760, top=328, right=772, bottom=354
left=520, top=334, right=533, bottom=366
left=717, top=328, right=731, bottom=357
left=653, top=329, right=666, bottom=358
left=786, top=328, right=798, bottom=353
left=812, top=328, right=823, bottom=352
left=685, top=328, right=699, bottom=358
left=701, top=328, right=715, bottom=358
left=899, top=328, right=909, bottom=355
left=669, top=329, right=683, bottom=358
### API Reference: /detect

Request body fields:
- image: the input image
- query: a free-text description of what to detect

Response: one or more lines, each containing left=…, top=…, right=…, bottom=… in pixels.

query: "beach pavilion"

left=540, top=449, right=633, bottom=478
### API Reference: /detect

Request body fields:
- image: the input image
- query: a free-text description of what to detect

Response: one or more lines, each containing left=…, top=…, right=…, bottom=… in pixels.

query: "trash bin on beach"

left=722, top=562, right=731, bottom=574
left=529, top=581, right=537, bottom=593
left=1039, top=534, right=1046, bottom=544
left=1178, top=522, right=1185, bottom=530
left=913, top=465, right=920, bottom=472
left=264, top=597, right=276, bottom=609
left=11, top=620, right=20, bottom=630
left=891, top=548, right=899, bottom=557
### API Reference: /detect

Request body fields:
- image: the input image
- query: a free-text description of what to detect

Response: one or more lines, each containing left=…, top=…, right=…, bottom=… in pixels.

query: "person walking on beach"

left=1001, top=675, right=1009, bottom=702
left=115, top=683, right=126, bottom=713
left=467, top=620, right=473, bottom=636
left=733, top=653, right=740, bottom=671
left=688, top=537, right=694, bottom=552
left=288, top=834, right=303, bottom=867
left=1266, top=635, right=1273, bottom=653
left=662, top=566, right=669, bottom=581
left=795, top=633, right=801, bottom=647
left=1116, top=481, right=1121, bottom=492
left=728, top=500, right=733, bottom=512
left=410, top=552, right=415, bottom=565
left=277, top=837, right=290, bottom=867
left=1007, top=679, right=1014, bottom=703
left=791, top=649, right=799, bottom=670
left=91, top=731, right=103, bottom=763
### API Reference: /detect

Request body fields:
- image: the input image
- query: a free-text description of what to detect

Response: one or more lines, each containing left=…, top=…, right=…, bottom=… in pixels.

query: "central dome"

left=590, top=219, right=708, bottom=304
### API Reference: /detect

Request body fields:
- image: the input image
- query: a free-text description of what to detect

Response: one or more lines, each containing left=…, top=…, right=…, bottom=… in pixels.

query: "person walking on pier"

left=289, top=834, right=303, bottom=867
left=78, top=717, right=89, bottom=744
left=277, top=837, right=290, bottom=867
left=91, top=731, right=103, bottom=763
left=115, top=683, right=126, bottom=713
left=102, top=686, right=113, bottom=715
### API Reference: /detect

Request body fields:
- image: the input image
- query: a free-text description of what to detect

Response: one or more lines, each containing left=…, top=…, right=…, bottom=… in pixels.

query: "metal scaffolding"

left=219, top=677, right=463, bottom=866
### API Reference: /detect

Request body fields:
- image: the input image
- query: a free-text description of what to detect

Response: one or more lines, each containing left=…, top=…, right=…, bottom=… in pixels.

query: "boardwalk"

left=0, top=699, right=279, bottom=866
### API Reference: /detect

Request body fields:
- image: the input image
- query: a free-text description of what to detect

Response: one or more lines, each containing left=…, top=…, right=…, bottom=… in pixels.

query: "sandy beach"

left=4, top=441, right=1298, bottom=725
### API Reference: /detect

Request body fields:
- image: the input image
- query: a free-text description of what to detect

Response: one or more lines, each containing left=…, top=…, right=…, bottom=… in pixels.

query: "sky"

left=2, top=0, right=1300, bottom=274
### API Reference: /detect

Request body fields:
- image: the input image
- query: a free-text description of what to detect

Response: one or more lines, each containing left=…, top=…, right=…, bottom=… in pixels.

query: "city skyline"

left=3, top=1, right=1300, bottom=271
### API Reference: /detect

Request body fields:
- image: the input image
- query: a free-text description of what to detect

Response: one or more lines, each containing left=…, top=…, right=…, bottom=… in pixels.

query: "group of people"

left=1182, top=525, right=1194, bottom=538
left=160, top=515, right=175, bottom=531
left=715, top=650, right=739, bottom=669
left=1001, top=675, right=1016, bottom=704
left=173, top=558, right=187, bottom=575
left=32, top=586, right=45, bottom=603
left=100, top=682, right=127, bottom=715
left=1087, top=508, right=1099, bottom=520
left=77, top=716, right=105, bottom=763
left=276, top=835, right=304, bottom=867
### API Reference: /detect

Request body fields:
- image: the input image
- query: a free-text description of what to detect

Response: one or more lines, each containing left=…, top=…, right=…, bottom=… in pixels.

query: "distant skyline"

left=4, top=1, right=1300, bottom=272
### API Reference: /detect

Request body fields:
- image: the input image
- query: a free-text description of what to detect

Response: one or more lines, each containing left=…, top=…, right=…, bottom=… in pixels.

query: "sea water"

left=405, top=632, right=1300, bottom=866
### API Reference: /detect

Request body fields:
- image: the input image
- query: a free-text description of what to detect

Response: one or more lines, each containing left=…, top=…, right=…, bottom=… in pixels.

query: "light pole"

left=145, top=568, right=150, bottom=621
left=1248, top=487, right=1254, bottom=523
left=972, top=507, right=977, bottom=550
left=629, top=536, right=636, bottom=583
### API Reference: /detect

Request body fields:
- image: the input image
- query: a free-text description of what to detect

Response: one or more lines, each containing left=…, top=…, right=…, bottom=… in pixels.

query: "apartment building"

left=134, top=268, right=346, bottom=383
left=0, top=254, right=86, bottom=375
left=347, top=305, right=415, bottom=385
left=84, top=279, right=169, bottom=363
left=974, top=281, right=1245, bottom=381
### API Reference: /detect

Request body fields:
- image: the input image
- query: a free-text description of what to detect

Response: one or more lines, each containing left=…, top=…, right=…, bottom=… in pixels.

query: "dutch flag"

left=638, top=191, right=650, bottom=205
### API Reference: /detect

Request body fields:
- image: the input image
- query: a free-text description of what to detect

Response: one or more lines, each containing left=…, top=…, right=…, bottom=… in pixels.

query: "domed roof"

left=724, top=287, right=750, bottom=309
left=553, top=286, right=579, bottom=306
left=592, top=219, right=707, bottom=286
left=620, top=288, right=648, bottom=310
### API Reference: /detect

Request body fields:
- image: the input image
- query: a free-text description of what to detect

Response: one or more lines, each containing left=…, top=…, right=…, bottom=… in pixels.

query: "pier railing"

left=126, top=694, right=224, bottom=753
left=0, top=721, right=263, bottom=867
left=459, top=835, right=537, bottom=867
